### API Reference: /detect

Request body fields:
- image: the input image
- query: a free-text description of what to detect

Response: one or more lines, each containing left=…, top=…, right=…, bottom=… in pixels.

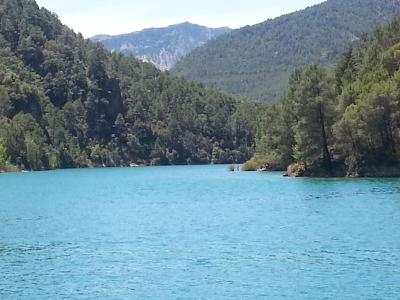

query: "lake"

left=1, top=165, right=400, bottom=299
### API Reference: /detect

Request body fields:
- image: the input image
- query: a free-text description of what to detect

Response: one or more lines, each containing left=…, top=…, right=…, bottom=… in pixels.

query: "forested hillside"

left=0, top=0, right=256, bottom=172
left=173, top=0, right=400, bottom=102
left=247, top=18, right=400, bottom=177
left=91, top=23, right=230, bottom=71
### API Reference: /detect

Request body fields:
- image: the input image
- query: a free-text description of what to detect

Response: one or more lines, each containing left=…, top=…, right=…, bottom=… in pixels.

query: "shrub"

left=241, top=160, right=258, bottom=171
left=0, top=144, right=17, bottom=173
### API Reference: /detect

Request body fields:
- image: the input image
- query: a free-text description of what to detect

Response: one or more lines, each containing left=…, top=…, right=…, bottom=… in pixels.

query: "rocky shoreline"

left=284, top=162, right=400, bottom=178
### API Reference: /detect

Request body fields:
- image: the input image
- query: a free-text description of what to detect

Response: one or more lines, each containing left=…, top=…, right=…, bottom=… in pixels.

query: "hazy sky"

left=35, top=0, right=325, bottom=38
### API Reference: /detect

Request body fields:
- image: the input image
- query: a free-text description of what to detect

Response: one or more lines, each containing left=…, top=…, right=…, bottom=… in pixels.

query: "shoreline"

left=0, top=163, right=246, bottom=174
left=2, top=163, right=400, bottom=179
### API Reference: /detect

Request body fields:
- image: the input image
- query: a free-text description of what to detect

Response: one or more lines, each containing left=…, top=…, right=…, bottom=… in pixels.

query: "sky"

left=35, top=0, right=325, bottom=38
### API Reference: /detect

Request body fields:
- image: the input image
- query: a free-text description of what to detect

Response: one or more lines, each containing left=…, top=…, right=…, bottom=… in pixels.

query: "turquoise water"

left=1, top=165, right=400, bottom=299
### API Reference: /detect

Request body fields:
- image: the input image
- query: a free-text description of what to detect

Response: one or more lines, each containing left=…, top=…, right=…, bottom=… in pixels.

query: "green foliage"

left=289, top=65, right=336, bottom=168
left=0, top=141, right=8, bottom=167
left=252, top=17, right=400, bottom=176
left=292, top=132, right=306, bottom=167
left=0, top=0, right=256, bottom=171
left=173, top=0, right=400, bottom=102
left=0, top=86, right=10, bottom=116
left=241, top=160, right=258, bottom=172
left=0, top=137, right=17, bottom=172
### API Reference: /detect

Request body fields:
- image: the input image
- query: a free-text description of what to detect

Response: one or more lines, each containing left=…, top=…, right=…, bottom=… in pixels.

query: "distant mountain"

left=91, top=23, right=230, bottom=70
left=173, top=0, right=400, bottom=102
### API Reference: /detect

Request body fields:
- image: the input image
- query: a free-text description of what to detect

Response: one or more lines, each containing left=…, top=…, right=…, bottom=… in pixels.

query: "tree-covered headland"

left=247, top=18, right=400, bottom=177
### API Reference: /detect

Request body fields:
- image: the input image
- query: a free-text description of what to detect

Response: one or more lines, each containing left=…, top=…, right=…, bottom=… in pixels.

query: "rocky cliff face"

left=91, top=23, right=230, bottom=70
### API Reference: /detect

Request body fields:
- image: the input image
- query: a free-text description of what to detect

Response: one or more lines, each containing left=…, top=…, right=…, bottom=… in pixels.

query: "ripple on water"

left=0, top=165, right=400, bottom=299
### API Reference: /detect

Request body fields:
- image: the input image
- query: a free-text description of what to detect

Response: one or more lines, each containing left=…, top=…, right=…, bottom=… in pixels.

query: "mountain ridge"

left=91, top=22, right=230, bottom=70
left=173, top=0, right=400, bottom=102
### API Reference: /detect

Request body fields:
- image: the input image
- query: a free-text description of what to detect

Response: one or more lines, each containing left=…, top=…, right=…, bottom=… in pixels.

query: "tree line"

left=248, top=18, right=400, bottom=177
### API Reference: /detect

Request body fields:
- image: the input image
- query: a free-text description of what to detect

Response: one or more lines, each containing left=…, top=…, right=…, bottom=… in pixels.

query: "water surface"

left=1, top=165, right=400, bottom=299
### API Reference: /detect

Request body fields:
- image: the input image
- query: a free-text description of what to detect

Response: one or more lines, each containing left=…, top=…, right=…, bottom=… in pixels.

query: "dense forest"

left=173, top=0, right=400, bottom=102
left=0, top=0, right=256, bottom=172
left=246, top=17, right=400, bottom=177
left=1, top=0, right=400, bottom=177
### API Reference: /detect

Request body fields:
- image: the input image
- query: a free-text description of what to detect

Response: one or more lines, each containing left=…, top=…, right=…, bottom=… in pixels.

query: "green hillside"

left=173, top=0, right=400, bottom=102
left=0, top=0, right=256, bottom=171
left=247, top=17, right=400, bottom=177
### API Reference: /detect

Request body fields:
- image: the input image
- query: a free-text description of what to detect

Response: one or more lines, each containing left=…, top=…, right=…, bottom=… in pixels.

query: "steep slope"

left=91, top=23, right=230, bottom=70
left=0, top=0, right=255, bottom=171
left=173, top=0, right=400, bottom=102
